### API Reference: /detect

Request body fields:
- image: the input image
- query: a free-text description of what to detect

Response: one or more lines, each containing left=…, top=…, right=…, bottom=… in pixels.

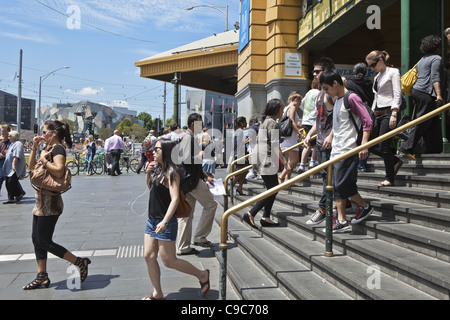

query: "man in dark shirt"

left=176, top=113, right=218, bottom=255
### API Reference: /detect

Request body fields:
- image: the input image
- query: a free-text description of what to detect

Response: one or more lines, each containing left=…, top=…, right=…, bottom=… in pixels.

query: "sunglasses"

left=42, top=130, right=53, bottom=135
left=369, top=59, right=380, bottom=68
left=312, top=69, right=323, bottom=75
left=153, top=146, right=162, bottom=152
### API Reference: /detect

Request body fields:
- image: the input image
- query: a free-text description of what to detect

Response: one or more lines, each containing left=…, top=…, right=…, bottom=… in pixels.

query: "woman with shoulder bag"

left=23, top=120, right=91, bottom=290
left=142, top=139, right=210, bottom=300
left=399, top=35, right=445, bottom=156
left=244, top=99, right=288, bottom=228
left=279, top=91, right=302, bottom=183
left=366, top=50, right=404, bottom=187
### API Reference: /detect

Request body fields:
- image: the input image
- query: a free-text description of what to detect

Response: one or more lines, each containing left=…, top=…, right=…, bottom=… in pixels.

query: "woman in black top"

left=23, top=120, right=91, bottom=290
left=142, top=139, right=210, bottom=300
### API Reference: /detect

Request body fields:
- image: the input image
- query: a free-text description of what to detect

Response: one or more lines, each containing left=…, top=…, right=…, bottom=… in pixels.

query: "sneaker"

left=306, top=208, right=326, bottom=225
left=296, top=165, right=306, bottom=173
left=351, top=204, right=374, bottom=224
left=245, top=172, right=255, bottom=179
left=322, top=217, right=350, bottom=233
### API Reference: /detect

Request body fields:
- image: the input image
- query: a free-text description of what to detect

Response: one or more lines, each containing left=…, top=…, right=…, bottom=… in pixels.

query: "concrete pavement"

left=0, top=167, right=239, bottom=300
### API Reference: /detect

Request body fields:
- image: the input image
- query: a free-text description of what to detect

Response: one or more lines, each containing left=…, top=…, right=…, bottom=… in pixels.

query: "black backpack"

left=343, top=90, right=378, bottom=145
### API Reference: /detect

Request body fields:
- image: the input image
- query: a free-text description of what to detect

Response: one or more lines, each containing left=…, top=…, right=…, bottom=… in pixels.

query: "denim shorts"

left=145, top=216, right=178, bottom=241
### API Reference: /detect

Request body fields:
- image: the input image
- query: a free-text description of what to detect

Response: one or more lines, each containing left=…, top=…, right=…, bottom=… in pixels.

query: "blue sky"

left=0, top=0, right=240, bottom=120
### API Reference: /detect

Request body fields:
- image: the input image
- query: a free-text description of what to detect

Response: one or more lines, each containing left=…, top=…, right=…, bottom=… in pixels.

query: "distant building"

left=41, top=100, right=143, bottom=136
left=185, top=90, right=238, bottom=133
left=0, top=90, right=36, bottom=130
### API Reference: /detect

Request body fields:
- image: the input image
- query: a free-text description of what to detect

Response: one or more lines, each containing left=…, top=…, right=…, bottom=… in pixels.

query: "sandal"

left=142, top=293, right=165, bottom=300
left=23, top=272, right=50, bottom=290
left=199, top=269, right=210, bottom=296
left=377, top=181, right=394, bottom=188
left=75, top=257, right=91, bottom=283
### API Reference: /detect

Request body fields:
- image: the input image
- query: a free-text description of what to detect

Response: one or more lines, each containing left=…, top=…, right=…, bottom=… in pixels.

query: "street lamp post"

left=185, top=5, right=229, bottom=32
left=38, top=66, right=70, bottom=134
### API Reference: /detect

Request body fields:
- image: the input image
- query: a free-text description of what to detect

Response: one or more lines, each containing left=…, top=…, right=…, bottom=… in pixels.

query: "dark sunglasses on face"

left=369, top=59, right=380, bottom=68
left=154, top=147, right=162, bottom=152
left=313, top=69, right=323, bottom=75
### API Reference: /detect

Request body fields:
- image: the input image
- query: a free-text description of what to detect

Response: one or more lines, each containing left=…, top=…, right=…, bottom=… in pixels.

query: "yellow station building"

left=136, top=0, right=450, bottom=145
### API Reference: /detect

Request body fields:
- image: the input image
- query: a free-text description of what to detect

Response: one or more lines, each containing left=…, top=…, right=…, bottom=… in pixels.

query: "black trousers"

left=32, top=215, right=68, bottom=260
left=5, top=173, right=23, bottom=201
left=249, top=174, right=279, bottom=218
left=110, top=149, right=121, bottom=175
left=401, top=88, right=442, bottom=154
left=370, top=112, right=401, bottom=183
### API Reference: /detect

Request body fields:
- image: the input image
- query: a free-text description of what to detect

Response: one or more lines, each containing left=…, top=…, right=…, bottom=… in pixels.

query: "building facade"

left=0, top=90, right=36, bottom=130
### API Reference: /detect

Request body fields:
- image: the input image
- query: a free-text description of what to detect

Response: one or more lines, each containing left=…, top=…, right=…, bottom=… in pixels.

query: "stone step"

left=220, top=210, right=353, bottom=300
left=218, top=203, right=436, bottom=299
left=243, top=178, right=450, bottom=231
left=237, top=182, right=450, bottom=260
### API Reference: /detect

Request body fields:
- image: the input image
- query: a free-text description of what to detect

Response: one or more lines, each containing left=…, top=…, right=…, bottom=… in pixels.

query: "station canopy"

left=135, top=30, right=239, bottom=95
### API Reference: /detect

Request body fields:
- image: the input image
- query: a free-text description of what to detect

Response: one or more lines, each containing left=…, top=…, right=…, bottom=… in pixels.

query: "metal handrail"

left=224, top=135, right=317, bottom=210
left=218, top=102, right=450, bottom=300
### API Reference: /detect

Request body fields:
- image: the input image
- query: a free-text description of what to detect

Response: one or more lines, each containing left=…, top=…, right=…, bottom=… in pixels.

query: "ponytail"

left=366, top=50, right=393, bottom=67
left=45, top=120, right=73, bottom=148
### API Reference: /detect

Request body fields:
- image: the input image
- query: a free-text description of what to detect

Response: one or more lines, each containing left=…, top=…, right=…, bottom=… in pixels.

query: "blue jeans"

left=315, top=143, right=332, bottom=210
left=87, top=154, right=94, bottom=173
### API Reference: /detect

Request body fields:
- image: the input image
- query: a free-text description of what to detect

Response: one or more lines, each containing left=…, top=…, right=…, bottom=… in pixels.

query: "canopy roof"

left=135, top=30, right=239, bottom=95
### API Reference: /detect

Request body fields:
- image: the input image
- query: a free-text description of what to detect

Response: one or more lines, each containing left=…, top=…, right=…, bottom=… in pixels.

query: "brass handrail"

left=224, top=135, right=317, bottom=209
left=218, top=102, right=450, bottom=300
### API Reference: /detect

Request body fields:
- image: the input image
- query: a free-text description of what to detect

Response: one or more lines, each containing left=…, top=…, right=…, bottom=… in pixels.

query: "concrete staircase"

left=215, top=153, right=450, bottom=300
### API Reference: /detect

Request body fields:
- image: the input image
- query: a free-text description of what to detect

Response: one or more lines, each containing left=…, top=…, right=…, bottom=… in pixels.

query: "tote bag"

left=401, top=62, right=419, bottom=96
left=278, top=107, right=293, bottom=137
left=176, top=189, right=192, bottom=218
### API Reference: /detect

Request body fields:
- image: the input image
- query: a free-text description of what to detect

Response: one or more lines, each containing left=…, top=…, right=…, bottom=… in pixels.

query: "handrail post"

left=325, top=165, right=334, bottom=257
left=219, top=242, right=228, bottom=300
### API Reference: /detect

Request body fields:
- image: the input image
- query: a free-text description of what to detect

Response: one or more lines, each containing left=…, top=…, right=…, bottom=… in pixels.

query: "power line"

left=32, top=0, right=160, bottom=43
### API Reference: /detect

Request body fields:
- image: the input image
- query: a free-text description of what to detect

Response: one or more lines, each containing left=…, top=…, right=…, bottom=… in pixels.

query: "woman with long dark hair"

left=244, top=99, right=287, bottom=228
left=142, top=139, right=210, bottom=300
left=24, top=120, right=91, bottom=290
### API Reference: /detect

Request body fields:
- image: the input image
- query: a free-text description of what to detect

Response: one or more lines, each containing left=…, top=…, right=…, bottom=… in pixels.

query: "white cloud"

left=0, top=31, right=56, bottom=44
left=65, top=87, right=104, bottom=96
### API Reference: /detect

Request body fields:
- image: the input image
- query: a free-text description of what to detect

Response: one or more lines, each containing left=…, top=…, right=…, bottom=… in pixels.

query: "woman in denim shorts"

left=142, top=139, right=210, bottom=300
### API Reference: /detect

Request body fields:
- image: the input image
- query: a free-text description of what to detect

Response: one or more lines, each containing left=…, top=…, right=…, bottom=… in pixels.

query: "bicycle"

left=119, top=151, right=139, bottom=173
left=66, top=151, right=103, bottom=175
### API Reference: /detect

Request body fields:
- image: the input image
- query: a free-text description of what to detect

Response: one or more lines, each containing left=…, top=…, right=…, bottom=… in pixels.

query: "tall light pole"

left=185, top=5, right=229, bottom=32
left=38, top=66, right=70, bottom=134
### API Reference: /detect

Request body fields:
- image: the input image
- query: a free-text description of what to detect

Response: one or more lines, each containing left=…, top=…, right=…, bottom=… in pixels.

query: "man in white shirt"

left=105, top=130, right=126, bottom=176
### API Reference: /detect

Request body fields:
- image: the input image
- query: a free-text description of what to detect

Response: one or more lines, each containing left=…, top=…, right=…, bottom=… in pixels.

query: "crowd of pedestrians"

left=1, top=30, right=448, bottom=299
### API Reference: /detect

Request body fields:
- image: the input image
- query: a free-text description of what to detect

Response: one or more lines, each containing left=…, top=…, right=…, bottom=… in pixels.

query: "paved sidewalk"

left=0, top=168, right=239, bottom=300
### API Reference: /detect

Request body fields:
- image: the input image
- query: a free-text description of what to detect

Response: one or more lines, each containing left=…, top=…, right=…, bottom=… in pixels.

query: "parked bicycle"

left=66, top=150, right=103, bottom=175
left=119, top=151, right=139, bottom=173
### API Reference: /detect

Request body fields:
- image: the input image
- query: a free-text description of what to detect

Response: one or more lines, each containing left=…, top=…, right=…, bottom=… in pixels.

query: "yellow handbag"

left=401, top=62, right=419, bottom=96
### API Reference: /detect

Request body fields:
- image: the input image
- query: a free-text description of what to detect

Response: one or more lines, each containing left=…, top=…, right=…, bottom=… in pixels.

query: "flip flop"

left=142, top=293, right=165, bottom=300
left=199, top=269, right=210, bottom=296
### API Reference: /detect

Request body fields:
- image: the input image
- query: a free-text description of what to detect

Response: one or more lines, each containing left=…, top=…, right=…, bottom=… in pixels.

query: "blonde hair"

left=201, top=132, right=211, bottom=145
left=9, top=130, right=19, bottom=140
left=287, top=91, right=303, bottom=104
left=366, top=50, right=393, bottom=67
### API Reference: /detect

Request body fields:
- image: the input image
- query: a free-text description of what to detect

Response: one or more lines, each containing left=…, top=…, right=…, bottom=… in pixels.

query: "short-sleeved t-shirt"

left=50, top=145, right=66, bottom=161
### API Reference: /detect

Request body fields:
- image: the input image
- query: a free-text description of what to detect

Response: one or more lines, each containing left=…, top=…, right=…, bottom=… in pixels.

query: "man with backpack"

left=319, top=69, right=374, bottom=232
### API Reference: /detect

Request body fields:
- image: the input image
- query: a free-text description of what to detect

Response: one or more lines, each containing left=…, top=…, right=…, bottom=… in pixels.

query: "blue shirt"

left=2, top=141, right=26, bottom=178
